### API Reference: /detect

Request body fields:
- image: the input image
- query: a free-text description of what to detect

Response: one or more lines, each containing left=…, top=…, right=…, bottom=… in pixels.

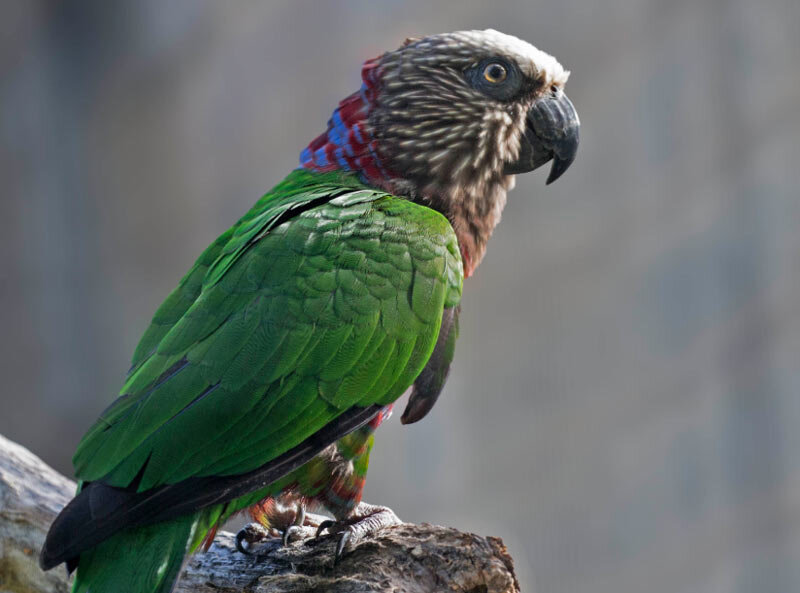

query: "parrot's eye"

left=465, top=58, right=521, bottom=101
left=483, top=63, right=507, bottom=84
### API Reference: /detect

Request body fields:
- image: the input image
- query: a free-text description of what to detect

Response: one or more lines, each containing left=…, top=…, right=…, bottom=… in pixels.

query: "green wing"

left=72, top=169, right=462, bottom=494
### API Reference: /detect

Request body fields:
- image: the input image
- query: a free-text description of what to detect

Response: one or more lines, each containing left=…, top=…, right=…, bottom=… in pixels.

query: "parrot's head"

left=300, top=29, right=580, bottom=276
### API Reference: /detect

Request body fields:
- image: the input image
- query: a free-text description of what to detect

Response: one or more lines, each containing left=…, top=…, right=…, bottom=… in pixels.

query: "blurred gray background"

left=1, top=1, right=799, bottom=592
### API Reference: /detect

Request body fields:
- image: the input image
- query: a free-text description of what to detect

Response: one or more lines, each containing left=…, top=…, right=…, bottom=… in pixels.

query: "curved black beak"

left=504, top=90, right=580, bottom=184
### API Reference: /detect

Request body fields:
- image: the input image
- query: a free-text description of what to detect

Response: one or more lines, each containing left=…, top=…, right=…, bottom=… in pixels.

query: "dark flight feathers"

left=39, top=404, right=382, bottom=570
left=401, top=306, right=460, bottom=424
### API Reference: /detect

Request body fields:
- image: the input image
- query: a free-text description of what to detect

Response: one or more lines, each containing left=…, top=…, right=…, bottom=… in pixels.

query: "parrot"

left=39, top=29, right=579, bottom=593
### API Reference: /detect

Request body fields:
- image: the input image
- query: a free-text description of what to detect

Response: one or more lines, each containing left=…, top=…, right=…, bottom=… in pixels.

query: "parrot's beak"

left=504, top=90, right=580, bottom=184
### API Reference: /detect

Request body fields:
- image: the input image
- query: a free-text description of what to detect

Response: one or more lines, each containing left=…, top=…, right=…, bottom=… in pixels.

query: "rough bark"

left=0, top=434, right=520, bottom=593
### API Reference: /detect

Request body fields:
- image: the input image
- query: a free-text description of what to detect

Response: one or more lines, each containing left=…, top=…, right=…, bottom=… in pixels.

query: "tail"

left=71, top=514, right=198, bottom=593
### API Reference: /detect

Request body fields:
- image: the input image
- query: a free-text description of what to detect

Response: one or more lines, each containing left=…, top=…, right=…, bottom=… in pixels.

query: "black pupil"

left=488, top=64, right=505, bottom=80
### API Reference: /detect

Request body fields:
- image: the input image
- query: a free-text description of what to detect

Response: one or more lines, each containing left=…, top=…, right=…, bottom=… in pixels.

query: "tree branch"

left=0, top=434, right=520, bottom=593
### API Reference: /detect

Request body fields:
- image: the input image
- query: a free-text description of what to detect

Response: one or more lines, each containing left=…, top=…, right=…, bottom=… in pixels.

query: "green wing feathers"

left=72, top=170, right=463, bottom=496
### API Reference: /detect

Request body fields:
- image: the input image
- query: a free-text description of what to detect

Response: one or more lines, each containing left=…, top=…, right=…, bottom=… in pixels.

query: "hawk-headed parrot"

left=40, top=29, right=579, bottom=593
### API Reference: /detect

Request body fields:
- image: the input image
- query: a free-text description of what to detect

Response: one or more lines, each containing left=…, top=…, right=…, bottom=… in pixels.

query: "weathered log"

left=0, top=434, right=519, bottom=593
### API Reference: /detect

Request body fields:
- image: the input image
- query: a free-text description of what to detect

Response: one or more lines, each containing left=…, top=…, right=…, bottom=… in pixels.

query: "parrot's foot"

left=237, top=503, right=317, bottom=554
left=313, top=503, right=401, bottom=564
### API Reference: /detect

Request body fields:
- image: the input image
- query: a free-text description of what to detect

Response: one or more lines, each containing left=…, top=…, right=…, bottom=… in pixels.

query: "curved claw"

left=236, top=529, right=252, bottom=556
left=235, top=522, right=269, bottom=555
left=282, top=524, right=303, bottom=547
left=312, top=519, right=352, bottom=565
left=315, top=519, right=337, bottom=539
left=281, top=503, right=307, bottom=546
left=334, top=530, right=351, bottom=565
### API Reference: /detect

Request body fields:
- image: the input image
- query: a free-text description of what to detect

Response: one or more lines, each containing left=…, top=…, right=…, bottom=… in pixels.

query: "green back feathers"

left=72, top=170, right=462, bottom=495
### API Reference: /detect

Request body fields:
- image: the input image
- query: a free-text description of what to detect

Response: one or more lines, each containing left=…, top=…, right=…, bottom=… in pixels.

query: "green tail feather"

left=71, top=514, right=199, bottom=593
